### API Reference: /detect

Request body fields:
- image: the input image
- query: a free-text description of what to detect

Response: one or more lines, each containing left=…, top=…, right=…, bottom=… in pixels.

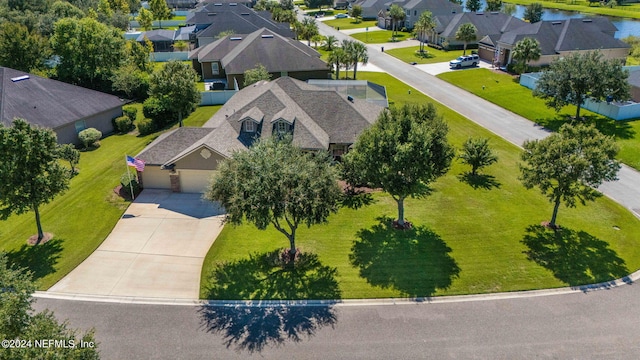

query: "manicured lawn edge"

left=504, top=0, right=640, bottom=19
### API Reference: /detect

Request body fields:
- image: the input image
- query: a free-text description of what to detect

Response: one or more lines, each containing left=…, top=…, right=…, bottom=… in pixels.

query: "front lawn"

left=0, top=105, right=221, bottom=290
left=323, top=18, right=378, bottom=30
left=350, top=30, right=410, bottom=44
left=386, top=46, right=465, bottom=64
left=200, top=71, right=640, bottom=299
left=437, top=69, right=640, bottom=171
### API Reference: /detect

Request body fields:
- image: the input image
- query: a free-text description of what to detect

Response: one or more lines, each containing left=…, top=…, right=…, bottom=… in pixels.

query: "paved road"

left=319, top=21, right=640, bottom=219
left=35, top=283, right=640, bottom=359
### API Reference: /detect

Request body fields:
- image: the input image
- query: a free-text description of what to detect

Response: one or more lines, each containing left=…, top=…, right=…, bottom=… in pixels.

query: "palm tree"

left=413, top=11, right=435, bottom=54
left=349, top=42, right=368, bottom=80
left=341, top=40, right=355, bottom=78
left=311, top=34, right=325, bottom=49
left=328, top=48, right=348, bottom=79
left=455, top=23, right=477, bottom=55
left=512, top=37, right=541, bottom=75
left=323, top=35, right=338, bottom=51
left=388, top=4, right=405, bottom=38
left=298, top=17, right=319, bottom=46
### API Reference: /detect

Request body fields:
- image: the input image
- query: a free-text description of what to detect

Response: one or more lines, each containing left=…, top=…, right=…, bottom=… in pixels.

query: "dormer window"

left=275, top=121, right=290, bottom=134
left=244, top=120, right=257, bottom=132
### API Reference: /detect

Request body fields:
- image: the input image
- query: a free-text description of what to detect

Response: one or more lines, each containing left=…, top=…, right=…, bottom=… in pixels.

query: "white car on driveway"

left=449, top=54, right=479, bottom=69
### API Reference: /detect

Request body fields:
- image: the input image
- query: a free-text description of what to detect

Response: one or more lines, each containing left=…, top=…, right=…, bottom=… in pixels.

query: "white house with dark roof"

left=136, top=77, right=385, bottom=193
left=189, top=28, right=331, bottom=90
left=0, top=67, right=123, bottom=144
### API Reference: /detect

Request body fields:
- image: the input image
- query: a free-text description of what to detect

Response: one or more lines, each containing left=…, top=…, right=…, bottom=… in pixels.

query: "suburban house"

left=189, top=28, right=331, bottom=90
left=186, top=2, right=294, bottom=47
left=0, top=67, right=123, bottom=144
left=630, top=67, right=640, bottom=102
left=375, top=0, right=462, bottom=29
left=136, top=77, right=385, bottom=193
left=479, top=17, right=630, bottom=67
left=425, top=11, right=528, bottom=50
left=136, top=29, right=176, bottom=52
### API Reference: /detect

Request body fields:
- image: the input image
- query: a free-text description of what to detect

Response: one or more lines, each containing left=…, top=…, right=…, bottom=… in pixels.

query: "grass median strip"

left=200, top=71, right=640, bottom=300
left=386, top=46, right=465, bottom=64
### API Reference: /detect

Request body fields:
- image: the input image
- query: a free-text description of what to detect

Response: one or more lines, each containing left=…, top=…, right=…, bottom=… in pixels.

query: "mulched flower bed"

left=27, top=232, right=54, bottom=246
left=113, top=185, right=141, bottom=201
left=392, top=220, right=413, bottom=230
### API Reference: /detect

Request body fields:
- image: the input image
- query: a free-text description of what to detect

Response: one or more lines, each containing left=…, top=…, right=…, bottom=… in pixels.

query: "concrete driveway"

left=48, top=190, right=225, bottom=299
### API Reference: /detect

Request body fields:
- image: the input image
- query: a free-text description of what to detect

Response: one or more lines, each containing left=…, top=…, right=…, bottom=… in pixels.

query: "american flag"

left=126, top=155, right=145, bottom=172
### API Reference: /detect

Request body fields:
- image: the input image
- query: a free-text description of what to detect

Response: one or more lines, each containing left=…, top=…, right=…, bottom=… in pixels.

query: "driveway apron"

left=48, top=190, right=225, bottom=299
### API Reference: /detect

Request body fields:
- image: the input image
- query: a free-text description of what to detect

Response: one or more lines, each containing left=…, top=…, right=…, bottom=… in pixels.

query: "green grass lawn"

left=323, top=18, right=378, bottom=30
left=437, top=69, right=640, bottom=171
left=386, top=46, right=466, bottom=64
left=200, top=71, right=640, bottom=300
left=504, top=0, right=640, bottom=19
left=0, top=105, right=221, bottom=290
left=350, top=30, right=411, bottom=44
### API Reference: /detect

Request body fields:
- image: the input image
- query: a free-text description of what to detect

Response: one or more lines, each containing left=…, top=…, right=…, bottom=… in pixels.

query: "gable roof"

left=136, top=29, right=176, bottom=42
left=495, top=17, right=629, bottom=55
left=190, top=28, right=329, bottom=75
left=186, top=2, right=293, bottom=39
left=0, top=67, right=123, bottom=130
left=137, top=77, right=385, bottom=166
left=357, top=0, right=461, bottom=16
left=438, top=12, right=528, bottom=39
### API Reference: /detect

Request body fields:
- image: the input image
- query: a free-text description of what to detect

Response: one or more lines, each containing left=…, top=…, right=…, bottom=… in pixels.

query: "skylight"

left=11, top=75, right=29, bottom=82
left=230, top=37, right=242, bottom=41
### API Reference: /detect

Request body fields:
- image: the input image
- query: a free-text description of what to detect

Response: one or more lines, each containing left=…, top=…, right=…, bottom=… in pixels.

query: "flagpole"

left=125, top=155, right=135, bottom=200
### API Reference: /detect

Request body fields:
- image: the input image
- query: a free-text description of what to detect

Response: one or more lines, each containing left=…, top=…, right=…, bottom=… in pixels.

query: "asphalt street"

left=35, top=283, right=640, bottom=359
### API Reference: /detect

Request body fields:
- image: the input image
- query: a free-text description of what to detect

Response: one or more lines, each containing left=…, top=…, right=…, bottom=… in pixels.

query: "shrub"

left=78, top=127, right=102, bottom=149
left=120, top=171, right=140, bottom=194
left=137, top=117, right=156, bottom=135
left=142, top=96, right=174, bottom=128
left=114, top=115, right=134, bottom=133
left=122, top=106, right=138, bottom=122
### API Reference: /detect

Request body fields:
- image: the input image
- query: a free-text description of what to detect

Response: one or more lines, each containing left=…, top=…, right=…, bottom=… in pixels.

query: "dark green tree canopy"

left=0, top=119, right=70, bottom=242
left=455, top=23, right=477, bottom=54
left=206, top=137, right=342, bottom=257
left=511, top=37, right=541, bottom=75
left=243, top=63, right=272, bottom=87
left=519, top=122, right=620, bottom=227
left=533, top=50, right=630, bottom=119
left=524, top=3, right=543, bottom=23
left=342, top=103, right=454, bottom=226
left=458, top=137, right=498, bottom=176
left=148, top=60, right=200, bottom=127
left=466, top=0, right=481, bottom=12
left=485, top=0, right=502, bottom=11
left=0, top=22, right=50, bottom=73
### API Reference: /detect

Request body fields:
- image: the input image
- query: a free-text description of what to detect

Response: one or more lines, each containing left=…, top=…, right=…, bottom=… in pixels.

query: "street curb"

left=34, top=268, right=639, bottom=307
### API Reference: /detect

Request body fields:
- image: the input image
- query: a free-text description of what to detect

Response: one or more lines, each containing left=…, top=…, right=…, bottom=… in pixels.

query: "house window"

left=74, top=120, right=86, bottom=133
left=406, top=10, right=410, bottom=16
left=414, top=10, right=417, bottom=16
left=211, top=62, right=219, bottom=75
left=276, top=121, right=290, bottom=134
left=244, top=120, right=256, bottom=132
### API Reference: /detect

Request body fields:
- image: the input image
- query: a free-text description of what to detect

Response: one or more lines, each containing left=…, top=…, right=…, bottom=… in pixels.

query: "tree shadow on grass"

left=349, top=217, right=460, bottom=297
left=199, top=250, right=341, bottom=353
left=457, top=172, right=501, bottom=190
left=535, top=114, right=636, bottom=140
left=5, top=239, right=63, bottom=281
left=521, top=225, right=628, bottom=287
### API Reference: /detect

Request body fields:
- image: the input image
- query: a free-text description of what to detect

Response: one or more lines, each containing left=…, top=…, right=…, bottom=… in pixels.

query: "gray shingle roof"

left=439, top=12, right=528, bottom=39
left=0, top=67, right=123, bottom=130
left=191, top=28, right=329, bottom=75
left=137, top=77, right=385, bottom=166
left=136, top=29, right=176, bottom=42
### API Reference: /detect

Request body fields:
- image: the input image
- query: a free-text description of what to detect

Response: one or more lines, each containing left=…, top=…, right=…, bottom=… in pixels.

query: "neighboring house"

left=165, top=0, right=199, bottom=9
left=136, top=76, right=385, bottom=193
left=186, top=3, right=294, bottom=47
left=629, top=66, right=640, bottom=102
left=189, top=28, right=331, bottom=90
left=0, top=67, right=123, bottom=144
left=479, top=17, right=630, bottom=67
left=427, top=11, right=528, bottom=50
left=376, top=0, right=462, bottom=29
left=136, top=29, right=177, bottom=52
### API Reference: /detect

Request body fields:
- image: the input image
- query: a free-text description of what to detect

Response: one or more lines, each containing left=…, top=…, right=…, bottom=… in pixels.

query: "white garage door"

left=179, top=170, right=215, bottom=193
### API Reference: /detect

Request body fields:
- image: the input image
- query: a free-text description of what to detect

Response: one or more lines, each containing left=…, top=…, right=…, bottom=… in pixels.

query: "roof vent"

left=213, top=3, right=222, bottom=5
left=347, top=95, right=354, bottom=102
left=208, top=12, right=216, bottom=15
left=261, top=34, right=274, bottom=38
left=476, top=12, right=484, bottom=15
left=241, top=12, right=250, bottom=15
left=230, top=2, right=237, bottom=5
left=11, top=75, right=29, bottom=82
left=230, top=37, right=242, bottom=41
left=582, top=19, right=592, bottom=23
left=552, top=21, right=562, bottom=25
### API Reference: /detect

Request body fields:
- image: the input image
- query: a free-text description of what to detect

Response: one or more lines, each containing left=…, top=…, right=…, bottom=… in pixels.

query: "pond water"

left=476, top=1, right=640, bottom=38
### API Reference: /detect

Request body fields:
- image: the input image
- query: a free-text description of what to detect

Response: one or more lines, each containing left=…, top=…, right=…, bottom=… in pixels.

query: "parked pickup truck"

left=449, top=54, right=479, bottom=69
